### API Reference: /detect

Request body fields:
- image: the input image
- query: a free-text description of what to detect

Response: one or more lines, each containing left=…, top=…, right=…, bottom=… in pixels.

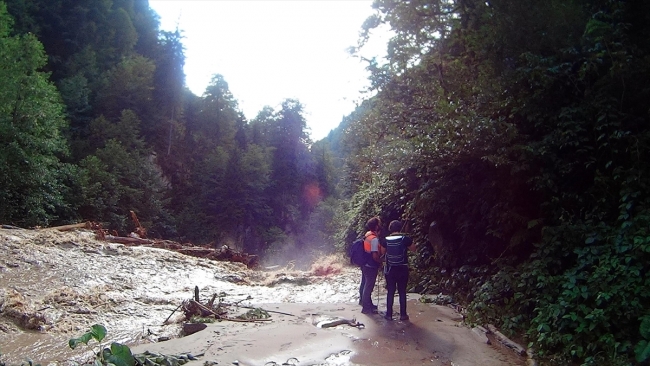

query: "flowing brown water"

left=0, top=228, right=360, bottom=365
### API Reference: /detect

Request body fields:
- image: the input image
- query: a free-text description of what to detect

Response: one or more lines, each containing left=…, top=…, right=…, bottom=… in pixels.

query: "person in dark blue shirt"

left=381, top=220, right=416, bottom=321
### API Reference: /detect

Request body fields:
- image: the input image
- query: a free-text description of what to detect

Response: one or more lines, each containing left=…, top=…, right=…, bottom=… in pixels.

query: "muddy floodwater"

left=0, top=228, right=360, bottom=364
left=1, top=228, right=527, bottom=366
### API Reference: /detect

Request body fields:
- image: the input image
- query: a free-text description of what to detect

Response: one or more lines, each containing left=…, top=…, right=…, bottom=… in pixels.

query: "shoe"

left=361, top=308, right=379, bottom=314
left=399, top=314, right=410, bottom=321
left=384, top=313, right=393, bottom=321
left=371, top=304, right=378, bottom=310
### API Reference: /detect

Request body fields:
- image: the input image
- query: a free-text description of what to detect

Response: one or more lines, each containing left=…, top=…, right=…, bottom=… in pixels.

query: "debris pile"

left=45, top=220, right=260, bottom=268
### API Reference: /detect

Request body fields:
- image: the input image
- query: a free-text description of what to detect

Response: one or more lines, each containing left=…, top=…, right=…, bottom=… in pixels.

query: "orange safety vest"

left=364, top=231, right=378, bottom=253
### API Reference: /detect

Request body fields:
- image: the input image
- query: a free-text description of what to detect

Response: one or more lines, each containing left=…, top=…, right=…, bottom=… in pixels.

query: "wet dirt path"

left=131, top=301, right=526, bottom=366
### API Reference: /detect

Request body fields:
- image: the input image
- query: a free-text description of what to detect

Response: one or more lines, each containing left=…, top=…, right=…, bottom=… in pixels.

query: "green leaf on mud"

left=90, top=324, right=107, bottom=342
left=105, top=342, right=135, bottom=366
left=68, top=324, right=107, bottom=349
left=68, top=332, right=93, bottom=349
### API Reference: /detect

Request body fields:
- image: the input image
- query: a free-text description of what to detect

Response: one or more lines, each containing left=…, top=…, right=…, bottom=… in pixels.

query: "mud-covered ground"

left=0, top=228, right=526, bottom=366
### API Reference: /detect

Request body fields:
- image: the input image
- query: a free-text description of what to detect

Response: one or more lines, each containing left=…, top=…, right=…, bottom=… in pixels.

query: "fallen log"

left=45, top=222, right=90, bottom=231
left=237, top=305, right=295, bottom=317
left=177, top=248, right=216, bottom=256
left=104, top=235, right=153, bottom=245
left=1, top=225, right=23, bottom=230
left=97, top=235, right=259, bottom=268
left=150, top=241, right=184, bottom=250
left=222, top=317, right=273, bottom=323
left=486, top=324, right=527, bottom=356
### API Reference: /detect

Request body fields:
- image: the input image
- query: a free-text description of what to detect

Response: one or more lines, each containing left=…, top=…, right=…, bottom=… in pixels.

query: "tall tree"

left=79, top=110, right=173, bottom=236
left=266, top=99, right=312, bottom=234
left=195, top=74, right=241, bottom=152
left=150, top=29, right=185, bottom=152
left=0, top=3, right=76, bottom=226
left=172, top=75, right=245, bottom=243
left=95, top=55, right=155, bottom=121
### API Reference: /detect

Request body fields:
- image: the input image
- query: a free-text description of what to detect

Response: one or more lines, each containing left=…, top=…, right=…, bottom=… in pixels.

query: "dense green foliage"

left=337, top=0, right=650, bottom=364
left=0, top=3, right=75, bottom=227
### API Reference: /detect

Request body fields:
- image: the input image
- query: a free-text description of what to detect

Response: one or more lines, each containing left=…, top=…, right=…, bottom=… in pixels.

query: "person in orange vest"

left=361, top=216, right=383, bottom=314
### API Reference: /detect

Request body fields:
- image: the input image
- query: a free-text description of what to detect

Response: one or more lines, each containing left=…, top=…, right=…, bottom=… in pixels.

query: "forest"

left=1, top=0, right=649, bottom=365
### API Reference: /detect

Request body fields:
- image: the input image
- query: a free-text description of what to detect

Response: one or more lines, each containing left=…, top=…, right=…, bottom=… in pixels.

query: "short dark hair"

left=366, top=217, right=381, bottom=231
left=389, top=220, right=402, bottom=233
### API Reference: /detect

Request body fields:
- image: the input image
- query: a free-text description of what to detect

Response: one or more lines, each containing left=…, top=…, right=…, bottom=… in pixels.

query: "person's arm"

left=371, top=236, right=382, bottom=263
left=406, top=236, right=416, bottom=252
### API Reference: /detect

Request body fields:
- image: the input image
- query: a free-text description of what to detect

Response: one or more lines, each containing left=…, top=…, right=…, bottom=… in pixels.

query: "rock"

left=471, top=326, right=490, bottom=344
left=182, top=322, right=207, bottom=336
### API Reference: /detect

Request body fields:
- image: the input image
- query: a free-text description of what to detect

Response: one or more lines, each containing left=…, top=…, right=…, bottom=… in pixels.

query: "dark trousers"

left=385, top=265, right=409, bottom=316
left=361, top=265, right=379, bottom=309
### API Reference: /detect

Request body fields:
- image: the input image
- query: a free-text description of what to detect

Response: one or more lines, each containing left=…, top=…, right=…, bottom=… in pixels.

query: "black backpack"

left=385, top=236, right=407, bottom=266
left=349, top=237, right=369, bottom=266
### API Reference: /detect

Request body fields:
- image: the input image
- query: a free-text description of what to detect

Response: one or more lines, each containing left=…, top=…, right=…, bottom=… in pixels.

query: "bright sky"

left=149, top=0, right=389, bottom=141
